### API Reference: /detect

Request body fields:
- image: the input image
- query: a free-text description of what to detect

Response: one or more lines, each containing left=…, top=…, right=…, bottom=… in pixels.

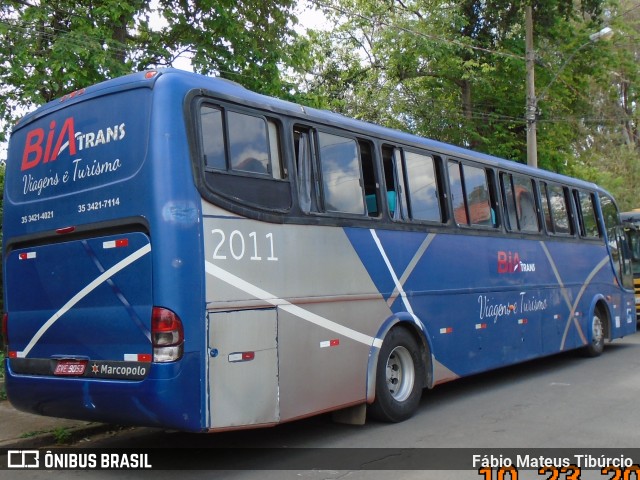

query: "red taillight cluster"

left=151, top=307, right=184, bottom=363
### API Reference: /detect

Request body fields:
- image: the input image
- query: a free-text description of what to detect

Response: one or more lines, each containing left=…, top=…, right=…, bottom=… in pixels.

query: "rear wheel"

left=583, top=310, right=606, bottom=357
left=368, top=327, right=424, bottom=422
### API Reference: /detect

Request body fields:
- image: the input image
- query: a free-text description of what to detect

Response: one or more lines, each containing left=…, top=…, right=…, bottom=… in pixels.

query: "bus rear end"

left=2, top=71, right=203, bottom=430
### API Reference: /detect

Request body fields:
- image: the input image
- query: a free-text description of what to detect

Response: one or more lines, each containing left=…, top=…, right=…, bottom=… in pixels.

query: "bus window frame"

left=499, top=171, right=541, bottom=235
left=199, top=101, right=284, bottom=180
left=295, top=125, right=382, bottom=220
left=189, top=95, right=293, bottom=216
left=402, top=147, right=445, bottom=224
left=572, top=189, right=602, bottom=240
left=447, top=158, right=498, bottom=230
left=539, top=181, right=575, bottom=237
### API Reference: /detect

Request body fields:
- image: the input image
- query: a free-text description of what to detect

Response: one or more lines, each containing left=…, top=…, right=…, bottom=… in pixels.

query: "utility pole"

left=525, top=5, right=537, bottom=168
left=524, top=3, right=613, bottom=170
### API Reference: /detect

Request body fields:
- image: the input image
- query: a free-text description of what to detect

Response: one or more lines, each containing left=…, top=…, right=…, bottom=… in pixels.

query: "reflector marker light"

left=228, top=352, right=255, bottom=362
left=475, top=323, right=487, bottom=330
left=103, top=239, right=129, bottom=249
left=440, top=327, right=453, bottom=334
left=56, top=226, right=76, bottom=234
left=320, top=339, right=340, bottom=348
left=554, top=314, right=561, bottom=319
left=518, top=318, right=528, bottom=325
left=18, top=252, right=36, bottom=260
left=60, top=88, right=86, bottom=102
left=124, top=353, right=152, bottom=362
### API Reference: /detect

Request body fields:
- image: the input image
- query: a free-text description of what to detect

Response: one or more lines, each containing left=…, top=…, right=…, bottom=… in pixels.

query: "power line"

left=0, top=3, right=634, bottom=131
left=309, top=0, right=527, bottom=61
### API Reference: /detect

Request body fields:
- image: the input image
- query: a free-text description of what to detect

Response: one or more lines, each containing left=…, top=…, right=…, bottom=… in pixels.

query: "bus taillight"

left=151, top=307, right=184, bottom=363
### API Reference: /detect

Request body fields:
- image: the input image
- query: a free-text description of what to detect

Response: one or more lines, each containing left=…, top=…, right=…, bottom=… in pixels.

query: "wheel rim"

left=592, top=315, right=604, bottom=346
left=384, top=345, right=415, bottom=402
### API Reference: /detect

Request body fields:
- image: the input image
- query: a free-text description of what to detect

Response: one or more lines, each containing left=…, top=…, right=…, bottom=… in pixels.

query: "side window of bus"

left=574, top=190, right=600, bottom=238
left=359, top=141, right=380, bottom=217
left=293, top=128, right=377, bottom=217
left=600, top=193, right=634, bottom=289
left=540, top=182, right=573, bottom=235
left=200, top=105, right=284, bottom=179
left=294, top=128, right=319, bottom=214
left=200, top=106, right=226, bottom=170
left=381, top=146, right=408, bottom=220
left=501, top=173, right=539, bottom=233
left=449, top=160, right=495, bottom=227
left=317, top=132, right=360, bottom=214
left=404, top=151, right=442, bottom=223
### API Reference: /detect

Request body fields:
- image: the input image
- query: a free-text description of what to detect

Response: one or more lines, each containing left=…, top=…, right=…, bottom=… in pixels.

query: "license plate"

left=54, top=360, right=87, bottom=376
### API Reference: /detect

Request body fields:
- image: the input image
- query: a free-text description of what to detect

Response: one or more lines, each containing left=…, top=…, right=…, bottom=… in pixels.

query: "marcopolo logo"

left=497, top=251, right=536, bottom=274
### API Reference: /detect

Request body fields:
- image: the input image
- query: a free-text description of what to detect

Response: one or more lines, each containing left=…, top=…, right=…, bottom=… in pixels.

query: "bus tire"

left=368, top=327, right=424, bottom=423
left=583, top=310, right=606, bottom=357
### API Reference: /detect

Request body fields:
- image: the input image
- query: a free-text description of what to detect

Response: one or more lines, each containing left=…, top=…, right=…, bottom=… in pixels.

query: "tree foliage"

left=293, top=0, right=638, bottom=195
left=0, top=0, right=301, bottom=146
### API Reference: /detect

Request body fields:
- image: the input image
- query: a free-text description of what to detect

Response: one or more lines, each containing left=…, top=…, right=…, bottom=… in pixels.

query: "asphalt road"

left=4, top=332, right=640, bottom=479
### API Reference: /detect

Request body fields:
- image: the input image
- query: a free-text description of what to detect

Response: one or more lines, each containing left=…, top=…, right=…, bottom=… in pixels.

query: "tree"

left=0, top=0, right=302, bottom=144
left=566, top=0, right=640, bottom=210
left=293, top=0, right=635, bottom=174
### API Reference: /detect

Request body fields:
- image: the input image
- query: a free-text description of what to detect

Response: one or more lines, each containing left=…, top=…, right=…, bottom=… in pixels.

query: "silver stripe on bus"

left=385, top=233, right=435, bottom=308
left=539, top=242, right=609, bottom=349
left=18, top=244, right=152, bottom=358
left=205, top=261, right=383, bottom=348
left=369, top=229, right=422, bottom=327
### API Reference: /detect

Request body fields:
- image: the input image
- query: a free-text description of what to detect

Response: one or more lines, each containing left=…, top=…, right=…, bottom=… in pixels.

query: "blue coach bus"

left=2, top=69, right=636, bottom=431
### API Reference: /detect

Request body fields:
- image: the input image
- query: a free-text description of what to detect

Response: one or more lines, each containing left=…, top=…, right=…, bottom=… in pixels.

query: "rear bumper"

left=4, top=351, right=202, bottom=432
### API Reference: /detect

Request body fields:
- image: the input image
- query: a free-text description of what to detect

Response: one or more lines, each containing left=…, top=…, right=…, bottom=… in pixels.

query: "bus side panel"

left=202, top=214, right=391, bottom=425
left=344, top=228, right=635, bottom=380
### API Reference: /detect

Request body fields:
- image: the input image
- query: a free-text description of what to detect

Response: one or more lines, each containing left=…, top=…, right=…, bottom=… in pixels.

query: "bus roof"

left=13, top=68, right=605, bottom=195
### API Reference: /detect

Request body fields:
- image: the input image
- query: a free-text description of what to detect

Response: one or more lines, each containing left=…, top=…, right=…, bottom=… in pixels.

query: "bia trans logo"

left=21, top=117, right=126, bottom=171
left=497, top=251, right=536, bottom=274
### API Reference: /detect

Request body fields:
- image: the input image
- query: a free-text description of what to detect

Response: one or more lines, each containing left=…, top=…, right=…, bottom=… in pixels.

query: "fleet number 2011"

left=211, top=229, right=278, bottom=261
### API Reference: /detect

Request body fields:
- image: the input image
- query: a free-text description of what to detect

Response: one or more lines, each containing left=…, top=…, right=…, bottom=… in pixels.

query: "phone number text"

left=21, top=211, right=54, bottom=224
left=78, top=197, right=121, bottom=213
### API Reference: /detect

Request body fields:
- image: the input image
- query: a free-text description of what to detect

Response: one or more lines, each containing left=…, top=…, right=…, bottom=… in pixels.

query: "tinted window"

left=449, top=161, right=493, bottom=227
left=228, top=111, right=270, bottom=175
left=405, top=152, right=441, bottom=222
left=501, top=173, right=539, bottom=233
left=317, top=132, right=365, bottom=215
left=201, top=106, right=226, bottom=170
left=382, top=146, right=408, bottom=220
left=578, top=191, right=600, bottom=238
left=449, top=161, right=467, bottom=225
left=200, top=105, right=283, bottom=179
left=547, top=184, right=572, bottom=235
left=463, top=164, right=492, bottom=226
